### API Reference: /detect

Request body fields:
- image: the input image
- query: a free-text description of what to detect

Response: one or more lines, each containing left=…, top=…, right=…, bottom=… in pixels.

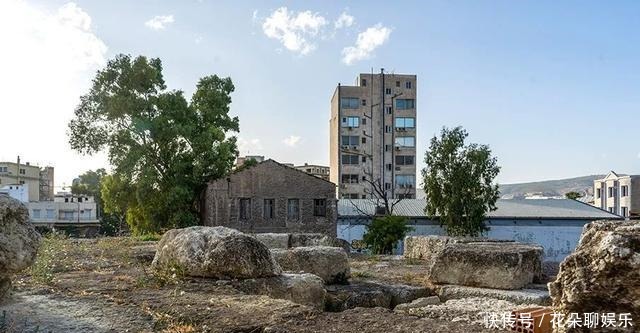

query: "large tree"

left=68, top=54, right=239, bottom=234
left=422, top=126, right=500, bottom=237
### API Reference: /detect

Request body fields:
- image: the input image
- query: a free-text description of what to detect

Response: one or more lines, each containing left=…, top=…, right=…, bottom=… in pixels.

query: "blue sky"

left=2, top=0, right=639, bottom=188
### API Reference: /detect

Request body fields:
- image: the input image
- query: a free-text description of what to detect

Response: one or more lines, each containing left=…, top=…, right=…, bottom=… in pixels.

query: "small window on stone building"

left=239, top=198, right=251, bottom=220
left=362, top=137, right=366, bottom=144
left=362, top=118, right=366, bottom=125
left=263, top=199, right=275, bottom=219
left=405, top=81, right=412, bottom=89
left=395, top=81, right=400, bottom=87
left=385, top=88, right=391, bottom=94
left=361, top=99, right=366, bottom=106
left=313, top=199, right=326, bottom=217
left=361, top=78, right=367, bottom=87
left=287, top=199, right=300, bottom=220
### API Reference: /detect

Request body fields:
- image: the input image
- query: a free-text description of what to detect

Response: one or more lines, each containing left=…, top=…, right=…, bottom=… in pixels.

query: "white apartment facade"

left=592, top=171, right=639, bottom=218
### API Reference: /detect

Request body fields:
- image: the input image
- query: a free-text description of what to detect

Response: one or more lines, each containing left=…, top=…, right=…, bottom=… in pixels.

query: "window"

left=341, top=174, right=359, bottom=184
left=19, top=168, right=25, bottom=175
left=405, top=81, right=412, bottom=89
left=342, top=193, right=359, bottom=199
left=361, top=137, right=366, bottom=144
left=385, top=183, right=391, bottom=190
left=386, top=106, right=392, bottom=114
left=608, top=187, right=614, bottom=198
left=341, top=97, right=359, bottom=109
left=395, top=155, right=415, bottom=165
left=361, top=78, right=367, bottom=87
left=83, top=209, right=92, bottom=219
left=361, top=194, right=367, bottom=199
left=385, top=144, right=391, bottom=152
left=396, top=175, right=415, bottom=188
left=61, top=211, right=75, bottom=221
left=385, top=88, right=391, bottom=94
left=395, top=81, right=400, bottom=87
left=397, top=194, right=413, bottom=199
left=263, top=199, right=275, bottom=219
left=608, top=207, right=614, bottom=213
left=621, top=207, right=628, bottom=217
left=46, top=209, right=55, bottom=220
left=596, top=188, right=601, bottom=199
left=385, top=125, right=392, bottom=133
left=361, top=156, right=367, bottom=163
left=361, top=99, right=367, bottom=106
left=395, top=136, right=415, bottom=147
left=19, top=180, right=24, bottom=185
left=341, top=116, right=360, bottom=127
left=0, top=166, right=7, bottom=172
left=395, top=99, right=415, bottom=110
left=78, top=197, right=83, bottom=203
left=395, top=117, right=415, bottom=128
left=313, top=199, right=326, bottom=216
left=386, top=164, right=392, bottom=171
left=621, top=185, right=629, bottom=197
left=287, top=199, right=300, bottom=220
left=32, top=209, right=41, bottom=219
left=64, top=198, right=69, bottom=203
left=362, top=117, right=367, bottom=125
left=239, top=198, right=251, bottom=220
left=342, top=154, right=359, bottom=165
left=341, top=135, right=359, bottom=145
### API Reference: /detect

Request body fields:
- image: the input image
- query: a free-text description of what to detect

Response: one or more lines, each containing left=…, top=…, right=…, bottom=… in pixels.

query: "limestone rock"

left=254, top=233, right=290, bottom=249
left=549, top=220, right=640, bottom=333
left=394, top=296, right=441, bottom=312
left=235, top=273, right=326, bottom=309
left=405, top=236, right=543, bottom=290
left=270, top=246, right=350, bottom=284
left=289, top=233, right=351, bottom=252
left=325, top=281, right=432, bottom=311
left=152, top=226, right=281, bottom=279
left=436, top=285, right=551, bottom=305
left=0, top=195, right=41, bottom=301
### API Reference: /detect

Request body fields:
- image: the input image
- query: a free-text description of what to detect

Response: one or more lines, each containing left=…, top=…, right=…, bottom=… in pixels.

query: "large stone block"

left=235, top=273, right=326, bottom=309
left=549, top=220, right=640, bottom=333
left=0, top=195, right=41, bottom=301
left=271, top=246, right=350, bottom=284
left=254, top=233, right=291, bottom=249
left=325, top=281, right=431, bottom=311
left=289, top=233, right=350, bottom=252
left=152, top=226, right=281, bottom=279
left=405, top=236, right=543, bottom=290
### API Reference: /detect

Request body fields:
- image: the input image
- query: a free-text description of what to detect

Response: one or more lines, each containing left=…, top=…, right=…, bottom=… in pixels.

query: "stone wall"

left=203, top=160, right=337, bottom=237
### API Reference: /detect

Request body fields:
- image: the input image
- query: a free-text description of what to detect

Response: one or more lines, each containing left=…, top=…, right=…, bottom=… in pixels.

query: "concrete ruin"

left=405, top=236, right=543, bottom=290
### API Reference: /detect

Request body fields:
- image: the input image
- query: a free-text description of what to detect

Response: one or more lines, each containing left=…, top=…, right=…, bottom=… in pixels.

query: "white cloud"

left=262, top=7, right=327, bottom=55
left=282, top=135, right=301, bottom=147
left=342, top=24, right=391, bottom=65
left=334, top=12, right=354, bottom=29
left=237, top=137, right=263, bottom=154
left=145, top=15, right=174, bottom=30
left=0, top=0, right=108, bottom=187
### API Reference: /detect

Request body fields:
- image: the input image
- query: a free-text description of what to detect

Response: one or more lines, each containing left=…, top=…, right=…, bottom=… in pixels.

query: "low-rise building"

left=27, top=192, right=99, bottom=225
left=0, top=157, right=54, bottom=201
left=338, top=198, right=622, bottom=261
left=294, top=163, right=330, bottom=181
left=202, top=159, right=337, bottom=236
left=235, top=155, right=265, bottom=168
left=0, top=184, right=30, bottom=203
left=592, top=171, right=639, bottom=218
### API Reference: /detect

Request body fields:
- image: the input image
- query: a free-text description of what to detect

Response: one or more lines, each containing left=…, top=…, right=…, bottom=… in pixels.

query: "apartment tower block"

left=330, top=70, right=417, bottom=199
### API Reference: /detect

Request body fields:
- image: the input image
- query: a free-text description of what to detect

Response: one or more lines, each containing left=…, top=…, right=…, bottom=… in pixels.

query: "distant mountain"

left=498, top=175, right=604, bottom=199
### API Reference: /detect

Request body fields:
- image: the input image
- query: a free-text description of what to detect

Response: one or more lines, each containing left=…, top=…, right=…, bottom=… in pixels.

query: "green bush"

left=362, top=215, right=413, bottom=254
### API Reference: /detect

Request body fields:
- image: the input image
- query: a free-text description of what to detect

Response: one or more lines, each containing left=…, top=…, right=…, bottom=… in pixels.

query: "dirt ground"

left=0, top=236, right=511, bottom=333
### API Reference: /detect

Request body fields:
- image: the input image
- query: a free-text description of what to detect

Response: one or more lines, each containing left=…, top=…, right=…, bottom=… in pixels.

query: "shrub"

left=362, top=215, right=413, bottom=254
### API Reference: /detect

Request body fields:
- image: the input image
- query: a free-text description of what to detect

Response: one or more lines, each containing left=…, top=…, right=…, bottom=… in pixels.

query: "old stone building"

left=202, top=159, right=337, bottom=236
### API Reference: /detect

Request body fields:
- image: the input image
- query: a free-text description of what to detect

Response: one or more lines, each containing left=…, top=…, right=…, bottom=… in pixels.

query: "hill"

left=498, top=175, right=603, bottom=199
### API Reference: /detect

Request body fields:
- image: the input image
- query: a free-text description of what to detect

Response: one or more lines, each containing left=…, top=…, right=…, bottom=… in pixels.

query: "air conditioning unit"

left=395, top=166, right=401, bottom=171
left=352, top=146, right=359, bottom=150
left=395, top=146, right=401, bottom=150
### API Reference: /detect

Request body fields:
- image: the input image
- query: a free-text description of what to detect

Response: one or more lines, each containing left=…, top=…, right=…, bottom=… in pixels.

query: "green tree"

left=68, top=54, right=239, bottom=234
left=422, top=126, right=500, bottom=237
left=71, top=169, right=106, bottom=214
left=235, top=158, right=258, bottom=172
left=362, top=216, right=413, bottom=254
left=565, top=191, right=584, bottom=200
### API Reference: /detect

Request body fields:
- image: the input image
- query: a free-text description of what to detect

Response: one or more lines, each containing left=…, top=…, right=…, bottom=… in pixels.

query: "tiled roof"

left=338, top=198, right=622, bottom=220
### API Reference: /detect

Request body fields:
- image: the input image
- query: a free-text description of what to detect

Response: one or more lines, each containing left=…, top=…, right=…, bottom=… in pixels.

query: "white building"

left=27, top=192, right=99, bottom=225
left=0, top=183, right=30, bottom=203
left=592, top=171, right=639, bottom=218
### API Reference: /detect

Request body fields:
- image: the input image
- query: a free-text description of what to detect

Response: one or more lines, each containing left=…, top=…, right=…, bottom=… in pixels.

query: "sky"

left=1, top=0, right=639, bottom=191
